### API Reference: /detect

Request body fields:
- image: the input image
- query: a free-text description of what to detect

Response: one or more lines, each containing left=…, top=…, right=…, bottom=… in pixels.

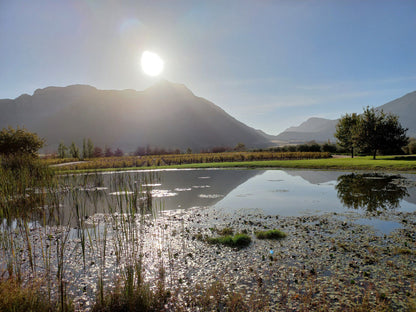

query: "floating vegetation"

left=206, top=233, right=252, bottom=248
left=255, top=229, right=287, bottom=239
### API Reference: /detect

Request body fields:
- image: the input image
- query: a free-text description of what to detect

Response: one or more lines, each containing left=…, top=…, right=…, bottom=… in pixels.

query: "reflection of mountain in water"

left=150, top=169, right=262, bottom=210
left=335, top=173, right=408, bottom=212
left=55, top=169, right=261, bottom=226
left=284, top=170, right=343, bottom=185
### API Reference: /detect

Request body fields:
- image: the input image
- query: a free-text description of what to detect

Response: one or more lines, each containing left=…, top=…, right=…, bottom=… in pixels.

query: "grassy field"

left=54, top=155, right=416, bottom=173
left=177, top=155, right=416, bottom=171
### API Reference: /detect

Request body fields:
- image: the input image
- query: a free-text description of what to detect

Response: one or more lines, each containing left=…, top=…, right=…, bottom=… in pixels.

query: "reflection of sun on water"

left=140, top=51, right=164, bottom=76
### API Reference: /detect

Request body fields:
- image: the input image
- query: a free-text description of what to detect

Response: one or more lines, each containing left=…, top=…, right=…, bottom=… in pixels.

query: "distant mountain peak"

left=145, top=79, right=195, bottom=97
left=32, top=84, right=97, bottom=97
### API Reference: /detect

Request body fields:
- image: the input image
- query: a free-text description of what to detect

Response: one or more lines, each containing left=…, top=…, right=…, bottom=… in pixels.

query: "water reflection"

left=335, top=173, right=409, bottom=212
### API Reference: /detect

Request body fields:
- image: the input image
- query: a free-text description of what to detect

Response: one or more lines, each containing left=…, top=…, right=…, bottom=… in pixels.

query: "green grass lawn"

left=172, top=155, right=416, bottom=172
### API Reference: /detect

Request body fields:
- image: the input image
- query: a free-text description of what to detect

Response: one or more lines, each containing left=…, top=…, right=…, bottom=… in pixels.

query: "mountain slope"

left=274, top=91, right=416, bottom=143
left=378, top=91, right=416, bottom=138
left=275, top=117, right=338, bottom=143
left=0, top=81, right=271, bottom=152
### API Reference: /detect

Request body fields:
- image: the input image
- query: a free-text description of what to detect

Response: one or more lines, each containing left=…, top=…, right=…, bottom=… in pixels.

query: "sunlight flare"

left=140, top=51, right=164, bottom=76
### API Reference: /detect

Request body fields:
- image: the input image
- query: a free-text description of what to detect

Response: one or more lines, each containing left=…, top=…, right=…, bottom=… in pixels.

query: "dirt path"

left=50, top=161, right=89, bottom=167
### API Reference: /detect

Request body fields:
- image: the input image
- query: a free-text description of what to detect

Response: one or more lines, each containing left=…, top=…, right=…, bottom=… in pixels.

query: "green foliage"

left=335, top=113, right=360, bottom=158
left=403, top=138, right=416, bottom=155
left=255, top=229, right=287, bottom=239
left=335, top=108, right=408, bottom=159
left=206, top=233, right=252, bottom=248
left=0, top=127, right=45, bottom=157
left=58, top=141, right=67, bottom=158
left=358, top=107, right=408, bottom=159
left=81, top=138, right=95, bottom=159
left=216, top=227, right=234, bottom=236
left=234, top=143, right=246, bottom=152
left=69, top=141, right=80, bottom=159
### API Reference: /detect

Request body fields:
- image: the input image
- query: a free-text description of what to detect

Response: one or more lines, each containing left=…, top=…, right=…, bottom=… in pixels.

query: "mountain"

left=275, top=117, right=338, bottom=143
left=378, top=91, right=416, bottom=138
left=0, top=81, right=271, bottom=153
left=275, top=91, right=416, bottom=143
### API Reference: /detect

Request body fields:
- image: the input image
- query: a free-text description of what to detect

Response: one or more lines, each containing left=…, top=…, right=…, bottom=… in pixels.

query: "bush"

left=206, top=233, right=252, bottom=248
left=255, top=229, right=287, bottom=239
left=0, top=127, right=45, bottom=157
left=0, top=278, right=62, bottom=312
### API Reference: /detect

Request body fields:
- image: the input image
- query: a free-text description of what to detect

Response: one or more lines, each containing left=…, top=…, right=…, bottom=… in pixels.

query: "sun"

left=140, top=51, right=164, bottom=76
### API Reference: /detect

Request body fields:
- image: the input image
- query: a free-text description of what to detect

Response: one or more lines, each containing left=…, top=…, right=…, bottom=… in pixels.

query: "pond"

left=61, top=168, right=416, bottom=215
left=2, top=168, right=416, bottom=310
left=58, top=168, right=416, bottom=216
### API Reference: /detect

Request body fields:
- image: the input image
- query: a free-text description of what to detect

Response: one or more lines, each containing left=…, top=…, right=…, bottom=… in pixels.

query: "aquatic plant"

left=206, top=233, right=252, bottom=248
left=255, top=229, right=287, bottom=239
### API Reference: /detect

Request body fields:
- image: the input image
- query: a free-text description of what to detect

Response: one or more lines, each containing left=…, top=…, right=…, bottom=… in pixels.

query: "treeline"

left=255, top=142, right=339, bottom=154
left=54, top=141, right=247, bottom=159
left=56, top=139, right=124, bottom=159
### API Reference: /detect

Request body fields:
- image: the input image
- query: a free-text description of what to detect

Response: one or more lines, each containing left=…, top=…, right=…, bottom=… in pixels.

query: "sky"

left=0, top=0, right=415, bottom=135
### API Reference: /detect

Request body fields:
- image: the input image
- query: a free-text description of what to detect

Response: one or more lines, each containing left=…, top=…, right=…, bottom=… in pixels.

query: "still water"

left=71, top=168, right=416, bottom=217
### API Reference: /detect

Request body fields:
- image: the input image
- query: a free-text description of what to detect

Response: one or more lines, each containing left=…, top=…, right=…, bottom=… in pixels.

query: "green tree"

left=87, top=138, right=94, bottom=158
left=0, top=127, right=45, bottom=157
left=69, top=142, right=80, bottom=159
left=335, top=113, right=359, bottom=158
left=356, top=107, right=408, bottom=159
left=82, top=138, right=87, bottom=159
left=57, top=141, right=67, bottom=159
left=234, top=143, right=246, bottom=152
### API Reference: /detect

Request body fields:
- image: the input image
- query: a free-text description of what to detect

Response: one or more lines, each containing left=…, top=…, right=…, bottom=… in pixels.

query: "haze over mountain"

left=274, top=91, right=416, bottom=143
left=0, top=80, right=271, bottom=152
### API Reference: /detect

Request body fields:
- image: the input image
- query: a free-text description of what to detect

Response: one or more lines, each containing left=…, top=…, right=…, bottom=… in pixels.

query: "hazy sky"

left=1, top=0, right=415, bottom=134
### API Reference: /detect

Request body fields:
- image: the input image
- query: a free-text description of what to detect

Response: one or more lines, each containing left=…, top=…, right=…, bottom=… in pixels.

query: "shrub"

left=255, top=229, right=287, bottom=239
left=206, top=233, right=252, bottom=248
left=0, top=278, right=62, bottom=312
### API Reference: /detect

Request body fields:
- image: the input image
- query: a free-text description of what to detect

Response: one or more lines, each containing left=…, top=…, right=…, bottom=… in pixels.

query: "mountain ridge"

left=0, top=81, right=271, bottom=152
left=274, top=91, right=416, bottom=143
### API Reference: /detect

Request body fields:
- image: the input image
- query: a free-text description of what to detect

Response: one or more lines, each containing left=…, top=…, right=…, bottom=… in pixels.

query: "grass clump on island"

left=255, top=229, right=287, bottom=239
left=206, top=233, right=252, bottom=248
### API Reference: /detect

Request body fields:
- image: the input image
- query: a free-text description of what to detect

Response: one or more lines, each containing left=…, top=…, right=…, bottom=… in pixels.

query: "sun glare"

left=140, top=51, right=164, bottom=76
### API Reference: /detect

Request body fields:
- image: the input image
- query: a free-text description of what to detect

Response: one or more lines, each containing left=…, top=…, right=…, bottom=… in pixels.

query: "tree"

left=93, top=146, right=103, bottom=158
left=82, top=138, right=87, bottom=159
left=0, top=127, right=45, bottom=157
left=356, top=107, right=408, bottom=159
left=114, top=148, right=124, bottom=157
left=234, top=143, right=246, bottom=152
left=69, top=142, right=80, bottom=159
left=57, top=141, right=67, bottom=159
left=104, top=146, right=113, bottom=157
left=87, top=138, right=94, bottom=158
left=335, top=113, right=359, bottom=158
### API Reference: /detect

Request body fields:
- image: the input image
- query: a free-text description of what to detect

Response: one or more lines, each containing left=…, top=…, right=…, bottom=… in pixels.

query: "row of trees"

left=57, top=139, right=124, bottom=159
left=335, top=107, right=408, bottom=159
